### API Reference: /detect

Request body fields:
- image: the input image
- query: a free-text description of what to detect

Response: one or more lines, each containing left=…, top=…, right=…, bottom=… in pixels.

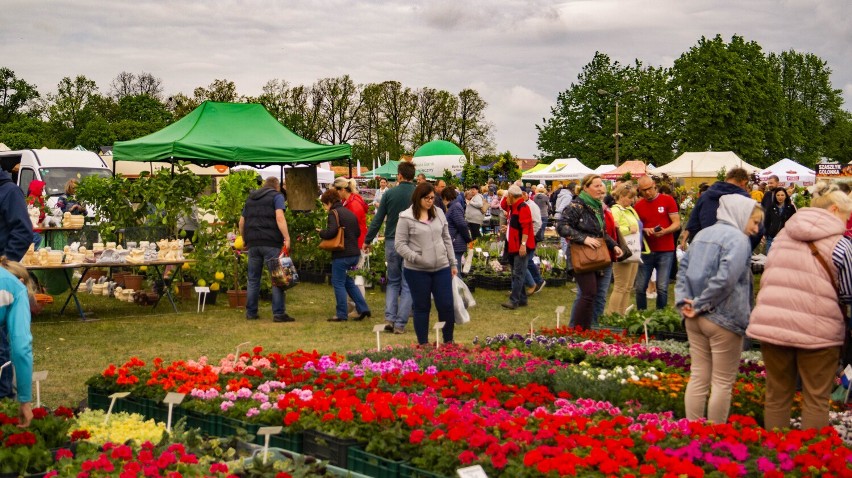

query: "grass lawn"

left=32, top=280, right=590, bottom=407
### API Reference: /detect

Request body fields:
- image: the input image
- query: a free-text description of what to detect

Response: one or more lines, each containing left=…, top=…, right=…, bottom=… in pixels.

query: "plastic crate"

left=398, top=463, right=450, bottom=478
left=303, top=430, right=361, bottom=468
left=181, top=409, right=221, bottom=437
left=257, top=431, right=303, bottom=453
left=87, top=388, right=111, bottom=411
left=220, top=416, right=260, bottom=438
left=347, top=448, right=404, bottom=478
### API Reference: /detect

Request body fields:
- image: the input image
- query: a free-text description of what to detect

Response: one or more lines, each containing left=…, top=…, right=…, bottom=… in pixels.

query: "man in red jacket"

left=501, top=185, right=536, bottom=310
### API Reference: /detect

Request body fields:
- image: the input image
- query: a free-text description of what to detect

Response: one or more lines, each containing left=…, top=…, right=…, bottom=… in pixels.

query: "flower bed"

left=76, top=332, right=852, bottom=477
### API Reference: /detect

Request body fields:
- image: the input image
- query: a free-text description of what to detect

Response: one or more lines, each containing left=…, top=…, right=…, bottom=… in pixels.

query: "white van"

left=0, top=149, right=112, bottom=208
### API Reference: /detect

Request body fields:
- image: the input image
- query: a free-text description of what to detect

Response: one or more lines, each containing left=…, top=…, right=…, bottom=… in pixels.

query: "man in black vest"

left=239, top=176, right=293, bottom=322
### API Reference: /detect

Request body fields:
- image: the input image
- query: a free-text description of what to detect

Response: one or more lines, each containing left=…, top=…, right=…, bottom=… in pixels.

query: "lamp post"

left=597, top=87, right=637, bottom=167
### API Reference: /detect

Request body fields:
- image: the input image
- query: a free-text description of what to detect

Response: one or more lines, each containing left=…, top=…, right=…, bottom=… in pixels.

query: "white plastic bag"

left=452, top=275, right=475, bottom=324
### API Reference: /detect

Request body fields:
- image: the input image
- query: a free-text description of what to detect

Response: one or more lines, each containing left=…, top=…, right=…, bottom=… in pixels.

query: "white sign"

left=555, top=306, right=566, bottom=329
left=257, top=426, right=284, bottom=464
left=235, top=341, right=250, bottom=360
left=32, top=371, right=48, bottom=408
left=105, top=392, right=131, bottom=424
left=643, top=317, right=653, bottom=346
left=163, top=392, right=186, bottom=432
left=457, top=465, right=489, bottom=477
left=434, top=322, right=446, bottom=349
left=530, top=316, right=540, bottom=337
left=373, top=324, right=387, bottom=350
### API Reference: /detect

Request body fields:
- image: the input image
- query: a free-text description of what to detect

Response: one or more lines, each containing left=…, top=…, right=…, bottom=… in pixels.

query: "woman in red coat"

left=333, top=177, right=368, bottom=249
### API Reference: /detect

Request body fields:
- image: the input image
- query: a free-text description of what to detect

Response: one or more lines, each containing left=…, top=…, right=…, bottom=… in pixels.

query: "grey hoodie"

left=395, top=206, right=457, bottom=272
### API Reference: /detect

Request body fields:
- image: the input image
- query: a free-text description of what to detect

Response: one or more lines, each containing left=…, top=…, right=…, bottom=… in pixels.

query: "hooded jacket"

left=676, top=194, right=756, bottom=335
left=747, top=207, right=847, bottom=349
left=27, top=180, right=47, bottom=227
left=446, top=198, right=472, bottom=254
left=395, top=206, right=456, bottom=272
left=343, top=192, right=368, bottom=249
left=0, top=169, right=33, bottom=261
left=685, top=181, right=749, bottom=238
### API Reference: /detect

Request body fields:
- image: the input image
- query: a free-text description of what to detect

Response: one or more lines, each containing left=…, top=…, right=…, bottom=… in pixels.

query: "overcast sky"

left=2, top=0, right=850, bottom=158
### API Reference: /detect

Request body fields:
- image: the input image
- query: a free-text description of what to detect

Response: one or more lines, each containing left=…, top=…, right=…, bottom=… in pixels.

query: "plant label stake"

left=163, top=392, right=186, bottom=432
left=257, top=426, right=283, bottom=464
left=434, top=322, right=445, bottom=349
left=555, top=306, right=565, bottom=329
left=530, top=316, right=540, bottom=338
left=195, top=286, right=210, bottom=313
left=373, top=324, right=386, bottom=350
left=643, top=317, right=653, bottom=347
left=457, top=464, right=489, bottom=477
left=105, top=392, right=130, bottom=424
left=32, top=370, right=48, bottom=408
left=235, top=341, right=250, bottom=360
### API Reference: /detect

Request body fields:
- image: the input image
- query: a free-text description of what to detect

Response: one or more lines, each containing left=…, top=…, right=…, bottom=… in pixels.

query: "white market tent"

left=593, top=164, right=616, bottom=175
left=758, top=158, right=815, bottom=186
left=520, top=158, right=593, bottom=181
left=233, top=163, right=335, bottom=184
left=652, top=151, right=759, bottom=177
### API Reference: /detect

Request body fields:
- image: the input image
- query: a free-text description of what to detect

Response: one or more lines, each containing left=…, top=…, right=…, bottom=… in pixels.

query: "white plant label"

left=32, top=370, right=48, bottom=408
left=434, top=322, right=445, bottom=349
left=373, top=324, right=386, bottom=351
left=163, top=392, right=186, bottom=432
left=257, top=426, right=283, bottom=464
left=457, top=465, right=488, bottom=477
left=105, top=392, right=131, bottom=424
left=643, top=317, right=653, bottom=346
left=555, top=306, right=566, bottom=329
left=235, top=341, right=250, bottom=360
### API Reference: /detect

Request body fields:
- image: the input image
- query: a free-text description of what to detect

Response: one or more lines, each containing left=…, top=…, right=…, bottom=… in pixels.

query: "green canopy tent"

left=362, top=159, right=438, bottom=180
left=113, top=101, right=351, bottom=167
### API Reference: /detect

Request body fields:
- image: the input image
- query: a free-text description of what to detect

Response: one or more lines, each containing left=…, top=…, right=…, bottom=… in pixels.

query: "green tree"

left=620, top=62, right=674, bottom=166
left=0, top=67, right=40, bottom=123
left=454, top=88, right=494, bottom=159
left=461, top=162, right=488, bottom=188
left=669, top=35, right=783, bottom=167
left=378, top=81, right=416, bottom=162
left=489, top=151, right=521, bottom=183
left=770, top=50, right=845, bottom=167
left=193, top=78, right=238, bottom=103
left=116, top=94, right=172, bottom=125
left=47, top=75, right=100, bottom=146
left=824, top=110, right=852, bottom=163
left=316, top=75, right=363, bottom=145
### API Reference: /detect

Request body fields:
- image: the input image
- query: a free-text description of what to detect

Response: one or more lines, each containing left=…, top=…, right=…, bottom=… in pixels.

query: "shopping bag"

left=268, top=249, right=300, bottom=289
left=452, top=275, right=475, bottom=324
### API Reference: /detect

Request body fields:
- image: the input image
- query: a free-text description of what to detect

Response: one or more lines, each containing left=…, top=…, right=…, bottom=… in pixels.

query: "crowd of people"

left=3, top=155, right=851, bottom=432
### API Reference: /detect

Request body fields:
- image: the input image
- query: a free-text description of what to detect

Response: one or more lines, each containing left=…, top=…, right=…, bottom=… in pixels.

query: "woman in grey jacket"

left=395, top=183, right=458, bottom=345
left=675, top=194, right=763, bottom=424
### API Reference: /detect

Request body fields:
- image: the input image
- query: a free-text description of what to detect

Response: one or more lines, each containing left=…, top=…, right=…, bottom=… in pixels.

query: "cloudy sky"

left=2, top=0, right=850, bottom=158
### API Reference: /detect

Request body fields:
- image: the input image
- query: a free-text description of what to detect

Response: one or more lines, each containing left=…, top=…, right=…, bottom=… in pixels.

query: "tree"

left=0, top=67, right=40, bottom=123
left=536, top=52, right=625, bottom=168
left=109, top=71, right=164, bottom=100
left=378, top=81, right=416, bottom=161
left=412, top=87, right=440, bottom=146
left=193, top=79, right=238, bottom=103
left=770, top=50, right=845, bottom=167
left=353, top=83, right=385, bottom=165
left=47, top=75, right=100, bottom=146
left=489, top=151, right=521, bottom=183
left=455, top=88, right=494, bottom=158
left=434, top=90, right=459, bottom=142
left=669, top=35, right=783, bottom=167
left=620, top=61, right=675, bottom=165
left=316, top=75, right=363, bottom=145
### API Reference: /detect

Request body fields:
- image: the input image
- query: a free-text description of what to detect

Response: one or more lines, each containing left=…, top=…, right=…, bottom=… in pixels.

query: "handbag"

left=807, top=241, right=851, bottom=369
left=267, top=247, right=300, bottom=289
left=614, top=228, right=632, bottom=263
left=569, top=239, right=611, bottom=273
left=318, top=209, right=345, bottom=251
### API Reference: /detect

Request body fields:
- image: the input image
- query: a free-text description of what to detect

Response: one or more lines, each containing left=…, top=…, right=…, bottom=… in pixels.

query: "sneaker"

left=273, top=314, right=295, bottom=323
left=526, top=285, right=536, bottom=295
left=393, top=327, right=405, bottom=334
left=246, top=315, right=260, bottom=320
left=384, top=322, right=395, bottom=332
left=534, top=280, right=546, bottom=294
left=501, top=302, right=518, bottom=310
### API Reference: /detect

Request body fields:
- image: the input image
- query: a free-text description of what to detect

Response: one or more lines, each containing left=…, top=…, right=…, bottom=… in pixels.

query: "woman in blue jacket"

left=0, top=257, right=34, bottom=427
left=441, top=187, right=472, bottom=269
left=675, top=194, right=763, bottom=424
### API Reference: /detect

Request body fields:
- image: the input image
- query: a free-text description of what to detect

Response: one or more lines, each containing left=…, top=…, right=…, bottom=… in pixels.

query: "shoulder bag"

left=569, top=240, right=611, bottom=273
left=318, top=209, right=345, bottom=251
left=807, top=241, right=851, bottom=370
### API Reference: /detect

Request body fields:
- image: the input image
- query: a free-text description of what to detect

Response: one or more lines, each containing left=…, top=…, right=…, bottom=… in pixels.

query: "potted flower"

left=0, top=429, right=53, bottom=476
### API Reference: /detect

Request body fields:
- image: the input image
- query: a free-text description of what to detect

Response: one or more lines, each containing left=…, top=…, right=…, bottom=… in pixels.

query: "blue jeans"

left=634, top=251, right=675, bottom=310
left=0, top=326, right=12, bottom=399
left=569, top=266, right=612, bottom=328
left=403, top=267, right=454, bottom=344
left=524, top=251, right=543, bottom=288
left=246, top=246, right=285, bottom=318
left=765, top=236, right=774, bottom=254
left=332, top=255, right=370, bottom=319
left=509, top=253, right=528, bottom=306
left=385, top=239, right=413, bottom=328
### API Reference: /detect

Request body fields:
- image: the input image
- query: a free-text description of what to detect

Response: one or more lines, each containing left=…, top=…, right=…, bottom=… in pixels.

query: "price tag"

left=373, top=324, right=386, bottom=350
left=434, top=322, right=446, bottom=349
left=475, top=247, right=482, bottom=253
left=482, top=252, right=489, bottom=259
left=555, top=306, right=565, bottom=328
left=194, top=286, right=210, bottom=293
left=457, top=465, right=489, bottom=477
left=257, top=426, right=284, bottom=464
left=32, top=371, right=48, bottom=408
left=105, top=392, right=131, bottom=424
left=163, top=392, right=186, bottom=432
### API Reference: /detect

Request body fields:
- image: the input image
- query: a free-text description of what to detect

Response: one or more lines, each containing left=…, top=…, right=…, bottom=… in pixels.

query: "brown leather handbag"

left=318, top=210, right=345, bottom=251
left=569, top=239, right=611, bottom=273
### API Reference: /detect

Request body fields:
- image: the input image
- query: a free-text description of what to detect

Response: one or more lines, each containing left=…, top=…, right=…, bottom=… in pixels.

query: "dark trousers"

left=403, top=267, right=455, bottom=345
left=508, top=253, right=528, bottom=306
left=570, top=271, right=599, bottom=330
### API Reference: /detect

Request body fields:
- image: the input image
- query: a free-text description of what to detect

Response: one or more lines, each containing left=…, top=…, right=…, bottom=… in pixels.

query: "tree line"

left=537, top=34, right=852, bottom=169
left=0, top=70, right=497, bottom=165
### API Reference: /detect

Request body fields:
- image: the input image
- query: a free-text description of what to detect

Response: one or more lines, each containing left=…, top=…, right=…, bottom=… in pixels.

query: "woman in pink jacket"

left=747, top=182, right=852, bottom=430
